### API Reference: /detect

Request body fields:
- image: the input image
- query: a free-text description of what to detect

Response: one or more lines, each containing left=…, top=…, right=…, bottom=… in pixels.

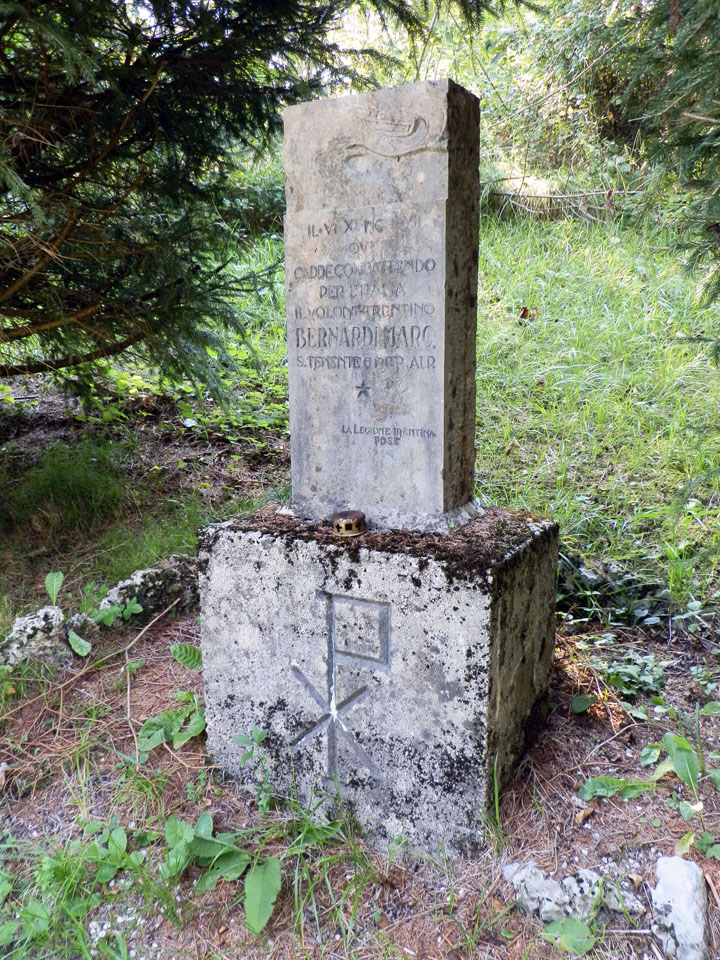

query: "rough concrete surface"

left=199, top=509, right=557, bottom=855
left=284, top=79, right=480, bottom=531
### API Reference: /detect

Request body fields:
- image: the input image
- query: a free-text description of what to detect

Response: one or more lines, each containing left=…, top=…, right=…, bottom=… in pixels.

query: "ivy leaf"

left=170, top=642, right=203, bottom=670
left=68, top=629, right=91, bottom=657
left=542, top=917, right=596, bottom=955
left=44, top=571, right=64, bottom=604
left=244, top=857, right=282, bottom=936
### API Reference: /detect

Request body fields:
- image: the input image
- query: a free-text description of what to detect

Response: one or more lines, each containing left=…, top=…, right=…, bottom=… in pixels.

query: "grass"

left=474, top=216, right=720, bottom=603
left=0, top=438, right=129, bottom=537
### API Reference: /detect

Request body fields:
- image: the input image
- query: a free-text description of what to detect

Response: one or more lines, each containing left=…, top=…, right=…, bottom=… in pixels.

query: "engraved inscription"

left=289, top=593, right=391, bottom=778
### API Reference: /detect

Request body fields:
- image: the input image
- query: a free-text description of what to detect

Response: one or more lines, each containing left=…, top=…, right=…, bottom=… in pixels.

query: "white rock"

left=562, top=869, right=602, bottom=920
left=505, top=861, right=570, bottom=922
left=98, top=554, right=198, bottom=618
left=651, top=856, right=709, bottom=960
left=0, top=606, right=70, bottom=666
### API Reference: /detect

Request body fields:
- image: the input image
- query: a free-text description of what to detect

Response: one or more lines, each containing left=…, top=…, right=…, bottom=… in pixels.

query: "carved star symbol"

left=355, top=380, right=370, bottom=399
left=289, top=663, right=379, bottom=778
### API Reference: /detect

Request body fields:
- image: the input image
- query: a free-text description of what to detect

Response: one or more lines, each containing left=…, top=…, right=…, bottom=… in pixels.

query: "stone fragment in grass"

left=504, top=862, right=645, bottom=924
left=0, top=605, right=70, bottom=666
left=651, top=856, right=709, bottom=960
left=98, top=554, right=198, bottom=619
left=503, top=861, right=570, bottom=922
left=64, top=613, right=100, bottom=643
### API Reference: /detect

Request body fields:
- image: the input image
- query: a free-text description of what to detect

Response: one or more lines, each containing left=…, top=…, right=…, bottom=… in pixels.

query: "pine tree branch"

left=0, top=302, right=101, bottom=343
left=0, top=209, right=80, bottom=304
left=0, top=330, right=146, bottom=376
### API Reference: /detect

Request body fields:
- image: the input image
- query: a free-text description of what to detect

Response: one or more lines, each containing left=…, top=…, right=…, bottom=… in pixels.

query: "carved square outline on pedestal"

left=289, top=591, right=391, bottom=780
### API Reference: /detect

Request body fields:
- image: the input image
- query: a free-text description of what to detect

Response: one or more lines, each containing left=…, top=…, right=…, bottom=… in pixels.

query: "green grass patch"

left=475, top=217, right=720, bottom=602
left=0, top=439, right=129, bottom=538
left=90, top=494, right=255, bottom=588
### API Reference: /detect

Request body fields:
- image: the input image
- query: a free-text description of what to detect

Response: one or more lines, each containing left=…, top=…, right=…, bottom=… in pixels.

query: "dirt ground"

left=2, top=610, right=719, bottom=960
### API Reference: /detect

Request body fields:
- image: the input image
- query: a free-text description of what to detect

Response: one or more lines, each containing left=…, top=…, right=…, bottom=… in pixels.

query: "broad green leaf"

left=165, top=814, right=195, bottom=849
left=173, top=707, right=206, bottom=748
left=44, top=571, right=64, bottom=604
left=170, top=642, right=203, bottom=670
left=251, top=725, right=268, bottom=744
left=640, top=744, right=662, bottom=766
left=122, top=597, right=143, bottom=620
left=215, top=849, right=251, bottom=881
left=651, top=758, right=675, bottom=780
left=0, top=920, right=18, bottom=946
left=0, top=874, right=11, bottom=905
left=678, top=801, right=699, bottom=821
left=542, top=916, right=596, bottom=956
left=244, top=857, right=282, bottom=936
left=195, top=868, right=221, bottom=893
left=160, top=846, right=190, bottom=880
left=700, top=701, right=720, bottom=716
left=675, top=831, right=695, bottom=855
left=64, top=893, right=100, bottom=918
left=96, top=862, right=119, bottom=883
left=619, top=780, right=655, bottom=799
left=137, top=706, right=192, bottom=752
left=578, top=776, right=626, bottom=800
left=663, top=733, right=700, bottom=796
left=174, top=690, right=196, bottom=703
left=108, top=827, right=127, bottom=860
left=67, top=629, right=91, bottom=657
left=189, top=836, right=235, bottom=860
left=705, top=770, right=720, bottom=790
left=287, top=820, right=343, bottom=854
left=20, top=900, right=50, bottom=938
left=571, top=694, right=597, bottom=714
left=195, top=812, right=213, bottom=838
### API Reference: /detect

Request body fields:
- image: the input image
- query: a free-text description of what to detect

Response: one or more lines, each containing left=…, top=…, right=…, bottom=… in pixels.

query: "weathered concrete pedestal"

left=199, top=509, right=557, bottom=856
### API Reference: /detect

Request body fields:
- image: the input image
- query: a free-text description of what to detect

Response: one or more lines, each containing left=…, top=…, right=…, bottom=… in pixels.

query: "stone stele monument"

left=199, top=79, right=558, bottom=856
